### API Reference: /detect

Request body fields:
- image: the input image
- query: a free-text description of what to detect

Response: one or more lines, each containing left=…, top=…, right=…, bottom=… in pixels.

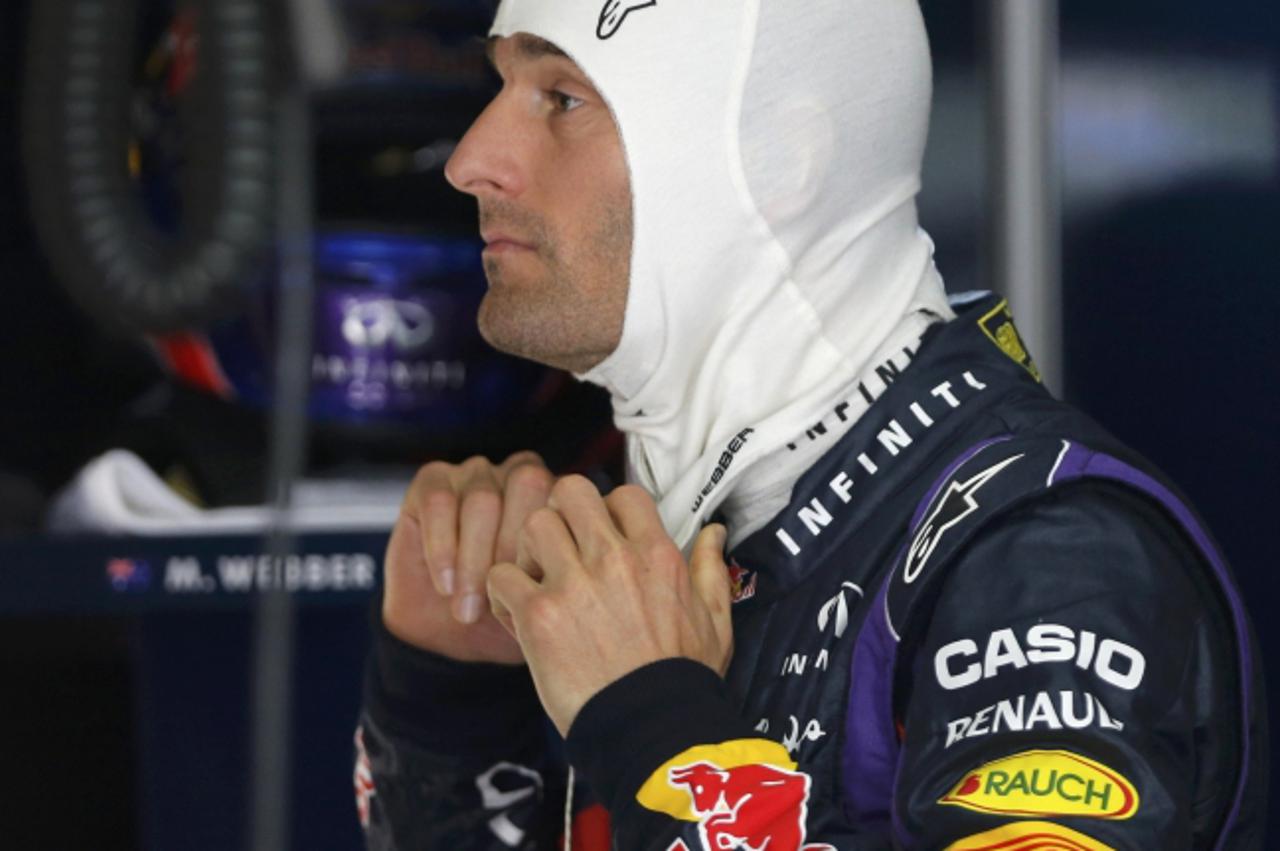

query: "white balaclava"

left=490, top=0, right=954, bottom=550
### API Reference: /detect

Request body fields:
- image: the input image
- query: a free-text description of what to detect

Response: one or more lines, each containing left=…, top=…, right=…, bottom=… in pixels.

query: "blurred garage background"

left=0, top=0, right=1274, bottom=848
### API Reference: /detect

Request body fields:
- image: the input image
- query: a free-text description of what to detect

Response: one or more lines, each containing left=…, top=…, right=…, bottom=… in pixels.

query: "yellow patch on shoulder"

left=978, top=299, right=1042, bottom=382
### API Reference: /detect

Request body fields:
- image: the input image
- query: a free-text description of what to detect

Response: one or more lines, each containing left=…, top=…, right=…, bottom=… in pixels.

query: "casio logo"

left=934, top=624, right=1146, bottom=692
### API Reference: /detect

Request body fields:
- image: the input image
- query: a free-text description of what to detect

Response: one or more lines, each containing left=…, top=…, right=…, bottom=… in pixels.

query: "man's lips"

left=481, top=231, right=535, bottom=253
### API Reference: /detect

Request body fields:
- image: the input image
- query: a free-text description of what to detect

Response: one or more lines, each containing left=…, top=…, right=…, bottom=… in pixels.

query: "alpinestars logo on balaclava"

left=598, top=0, right=656, bottom=39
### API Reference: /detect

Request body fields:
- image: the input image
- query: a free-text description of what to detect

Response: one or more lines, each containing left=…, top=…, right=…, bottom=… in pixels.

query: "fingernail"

left=457, top=592, right=483, bottom=624
left=438, top=567, right=455, bottom=596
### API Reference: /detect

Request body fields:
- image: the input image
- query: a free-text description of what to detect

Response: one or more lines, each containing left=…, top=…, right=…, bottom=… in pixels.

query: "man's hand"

left=382, top=452, right=553, bottom=665
left=487, top=477, right=734, bottom=736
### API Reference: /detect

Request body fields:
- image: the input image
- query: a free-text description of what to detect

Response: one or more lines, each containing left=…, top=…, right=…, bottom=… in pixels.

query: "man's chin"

left=482, top=251, right=542, bottom=287
left=477, top=296, right=544, bottom=362
left=476, top=304, right=603, bottom=374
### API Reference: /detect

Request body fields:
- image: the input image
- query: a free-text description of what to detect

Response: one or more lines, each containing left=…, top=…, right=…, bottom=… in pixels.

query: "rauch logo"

left=939, top=749, right=1138, bottom=820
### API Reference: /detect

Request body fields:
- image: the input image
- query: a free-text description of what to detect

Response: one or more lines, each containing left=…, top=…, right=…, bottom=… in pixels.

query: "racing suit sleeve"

left=356, top=606, right=563, bottom=850
left=891, top=483, right=1241, bottom=850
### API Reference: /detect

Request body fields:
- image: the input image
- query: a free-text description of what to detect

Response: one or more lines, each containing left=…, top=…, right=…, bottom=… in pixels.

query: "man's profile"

left=354, top=1, right=1267, bottom=849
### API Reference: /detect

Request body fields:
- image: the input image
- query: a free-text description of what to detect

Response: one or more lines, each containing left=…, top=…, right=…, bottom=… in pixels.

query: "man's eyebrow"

left=484, top=34, right=569, bottom=68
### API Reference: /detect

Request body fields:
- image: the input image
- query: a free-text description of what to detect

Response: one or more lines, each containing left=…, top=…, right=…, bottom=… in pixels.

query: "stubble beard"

left=476, top=195, right=631, bottom=374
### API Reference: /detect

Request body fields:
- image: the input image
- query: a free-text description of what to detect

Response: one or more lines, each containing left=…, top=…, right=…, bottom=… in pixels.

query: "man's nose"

left=445, top=98, right=524, bottom=198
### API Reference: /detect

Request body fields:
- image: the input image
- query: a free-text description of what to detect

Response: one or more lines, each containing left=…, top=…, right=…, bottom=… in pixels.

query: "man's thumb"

left=690, top=523, right=731, bottom=611
left=689, top=523, right=733, bottom=674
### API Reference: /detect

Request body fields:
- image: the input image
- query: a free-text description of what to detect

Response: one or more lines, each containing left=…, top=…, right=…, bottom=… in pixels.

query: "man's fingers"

left=497, top=450, right=546, bottom=480
left=454, top=483, right=502, bottom=623
left=517, top=506, right=582, bottom=585
left=435, top=456, right=505, bottom=623
left=487, top=562, right=540, bottom=639
left=547, top=475, right=617, bottom=561
left=383, top=512, right=426, bottom=618
left=411, top=464, right=459, bottom=596
left=496, top=461, right=553, bottom=564
left=603, top=484, right=668, bottom=547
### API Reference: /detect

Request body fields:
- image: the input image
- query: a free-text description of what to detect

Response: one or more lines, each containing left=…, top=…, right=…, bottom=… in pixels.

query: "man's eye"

left=549, top=90, right=585, bottom=113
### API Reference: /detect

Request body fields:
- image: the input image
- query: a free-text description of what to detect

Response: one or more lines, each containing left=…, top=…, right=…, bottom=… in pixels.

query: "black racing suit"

left=354, top=294, right=1267, bottom=850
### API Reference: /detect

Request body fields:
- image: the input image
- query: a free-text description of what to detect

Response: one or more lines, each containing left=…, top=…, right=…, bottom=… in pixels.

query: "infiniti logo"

left=341, top=299, right=435, bottom=351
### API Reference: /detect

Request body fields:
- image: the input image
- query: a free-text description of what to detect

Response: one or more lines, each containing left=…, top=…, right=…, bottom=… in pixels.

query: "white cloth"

left=495, top=0, right=952, bottom=548
left=47, top=449, right=406, bottom=535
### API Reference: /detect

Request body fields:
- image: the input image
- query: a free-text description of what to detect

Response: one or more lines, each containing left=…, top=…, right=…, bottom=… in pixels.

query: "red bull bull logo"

left=353, top=727, right=376, bottom=829
left=636, top=739, right=834, bottom=851
left=727, top=560, right=757, bottom=604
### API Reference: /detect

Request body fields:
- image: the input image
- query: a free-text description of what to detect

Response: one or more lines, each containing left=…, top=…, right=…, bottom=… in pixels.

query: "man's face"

left=445, top=34, right=632, bottom=374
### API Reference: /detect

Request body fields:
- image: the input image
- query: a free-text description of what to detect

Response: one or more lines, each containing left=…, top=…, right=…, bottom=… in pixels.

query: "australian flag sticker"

left=106, top=558, right=152, bottom=592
